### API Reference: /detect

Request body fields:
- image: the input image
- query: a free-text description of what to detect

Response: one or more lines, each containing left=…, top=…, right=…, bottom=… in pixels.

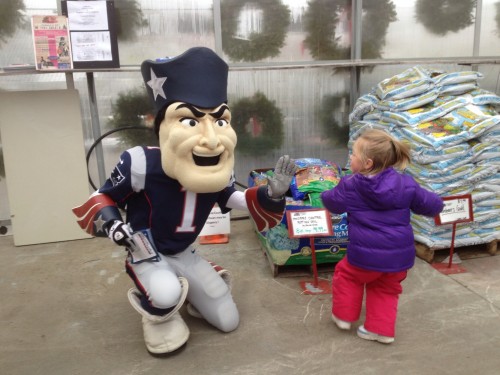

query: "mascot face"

left=159, top=101, right=237, bottom=193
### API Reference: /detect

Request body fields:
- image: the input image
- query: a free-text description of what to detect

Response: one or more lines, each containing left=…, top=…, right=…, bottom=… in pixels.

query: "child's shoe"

left=331, top=314, right=351, bottom=330
left=357, top=325, right=394, bottom=344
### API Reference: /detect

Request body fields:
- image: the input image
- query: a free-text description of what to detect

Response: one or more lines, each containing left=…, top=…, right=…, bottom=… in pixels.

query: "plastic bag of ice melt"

left=380, top=96, right=467, bottom=127
left=462, top=88, right=500, bottom=106
left=432, top=70, right=483, bottom=86
left=375, top=66, right=434, bottom=101
left=410, top=143, right=471, bottom=164
left=375, top=89, right=439, bottom=112
left=349, top=120, right=394, bottom=141
left=405, top=163, right=473, bottom=183
left=349, top=93, right=379, bottom=122
left=438, top=82, right=478, bottom=96
left=398, top=117, right=469, bottom=150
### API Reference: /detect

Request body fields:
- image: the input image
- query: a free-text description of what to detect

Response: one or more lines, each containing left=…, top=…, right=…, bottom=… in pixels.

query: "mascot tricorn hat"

left=141, top=47, right=229, bottom=114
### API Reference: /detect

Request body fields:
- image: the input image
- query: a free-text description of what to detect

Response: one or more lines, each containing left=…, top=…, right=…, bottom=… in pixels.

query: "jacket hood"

left=353, top=168, right=406, bottom=210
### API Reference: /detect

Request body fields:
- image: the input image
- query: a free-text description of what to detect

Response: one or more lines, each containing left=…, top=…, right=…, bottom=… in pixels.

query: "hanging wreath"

left=107, top=88, right=158, bottom=147
left=221, top=0, right=290, bottom=62
left=231, top=92, right=284, bottom=154
left=319, top=93, right=350, bottom=146
left=303, top=0, right=397, bottom=60
left=113, top=0, right=149, bottom=42
left=415, top=0, right=475, bottom=36
left=0, top=0, right=25, bottom=46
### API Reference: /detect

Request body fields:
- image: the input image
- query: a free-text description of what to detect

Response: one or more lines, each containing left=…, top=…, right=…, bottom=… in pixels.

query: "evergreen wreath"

left=319, top=93, right=350, bottom=146
left=303, top=0, right=397, bottom=60
left=107, top=88, right=158, bottom=147
left=221, top=0, right=290, bottom=62
left=230, top=92, right=284, bottom=154
left=113, top=0, right=149, bottom=42
left=0, top=0, right=25, bottom=46
left=415, top=0, right=475, bottom=36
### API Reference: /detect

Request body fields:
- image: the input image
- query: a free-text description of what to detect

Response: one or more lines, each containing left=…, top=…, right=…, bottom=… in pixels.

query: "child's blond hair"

left=355, top=129, right=410, bottom=175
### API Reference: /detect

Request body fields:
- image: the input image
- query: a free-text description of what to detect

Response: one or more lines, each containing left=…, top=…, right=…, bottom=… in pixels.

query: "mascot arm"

left=245, top=186, right=285, bottom=233
left=239, top=155, right=297, bottom=232
left=266, top=155, right=297, bottom=199
left=72, top=192, right=123, bottom=237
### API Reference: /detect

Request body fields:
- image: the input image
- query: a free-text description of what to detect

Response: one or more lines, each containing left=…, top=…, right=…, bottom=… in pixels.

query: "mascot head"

left=141, top=47, right=237, bottom=193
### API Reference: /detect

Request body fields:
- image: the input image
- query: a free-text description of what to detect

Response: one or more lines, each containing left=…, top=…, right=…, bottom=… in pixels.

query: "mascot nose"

left=199, top=122, right=219, bottom=149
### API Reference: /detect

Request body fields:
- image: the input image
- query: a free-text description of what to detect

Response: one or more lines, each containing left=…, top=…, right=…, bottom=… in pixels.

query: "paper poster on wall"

left=31, top=15, right=73, bottom=70
left=61, top=0, right=120, bottom=69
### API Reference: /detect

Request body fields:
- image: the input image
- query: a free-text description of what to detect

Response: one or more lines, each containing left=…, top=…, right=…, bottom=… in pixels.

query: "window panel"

left=381, top=0, right=476, bottom=58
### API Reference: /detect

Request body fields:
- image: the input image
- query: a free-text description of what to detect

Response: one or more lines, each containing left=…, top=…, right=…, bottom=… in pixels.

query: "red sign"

left=286, top=209, right=333, bottom=238
left=434, top=194, right=473, bottom=226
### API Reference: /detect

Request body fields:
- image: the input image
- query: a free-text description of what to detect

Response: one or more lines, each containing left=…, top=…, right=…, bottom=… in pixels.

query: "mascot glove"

left=267, top=155, right=297, bottom=199
left=107, top=220, right=134, bottom=247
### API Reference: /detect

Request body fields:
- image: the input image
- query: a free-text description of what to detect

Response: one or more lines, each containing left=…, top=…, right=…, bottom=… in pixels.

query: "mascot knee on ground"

left=72, top=47, right=296, bottom=355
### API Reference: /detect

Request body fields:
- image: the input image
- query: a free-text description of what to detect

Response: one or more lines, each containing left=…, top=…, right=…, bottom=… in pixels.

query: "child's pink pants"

left=332, top=257, right=407, bottom=337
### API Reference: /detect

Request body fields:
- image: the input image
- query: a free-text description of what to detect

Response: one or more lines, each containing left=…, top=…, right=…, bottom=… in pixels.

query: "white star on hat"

left=147, top=68, right=167, bottom=101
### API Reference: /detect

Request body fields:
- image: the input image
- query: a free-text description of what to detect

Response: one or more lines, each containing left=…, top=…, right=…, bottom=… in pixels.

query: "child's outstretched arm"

left=321, top=178, right=348, bottom=214
left=410, top=184, right=444, bottom=217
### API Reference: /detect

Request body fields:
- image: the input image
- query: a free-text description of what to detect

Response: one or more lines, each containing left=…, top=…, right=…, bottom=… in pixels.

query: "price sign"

left=434, top=194, right=473, bottom=226
left=286, top=209, right=333, bottom=238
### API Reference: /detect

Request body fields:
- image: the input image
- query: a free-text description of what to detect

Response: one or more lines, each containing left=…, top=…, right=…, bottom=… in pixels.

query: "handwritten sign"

left=286, top=209, right=333, bottom=238
left=199, top=206, right=230, bottom=236
left=435, top=194, right=473, bottom=226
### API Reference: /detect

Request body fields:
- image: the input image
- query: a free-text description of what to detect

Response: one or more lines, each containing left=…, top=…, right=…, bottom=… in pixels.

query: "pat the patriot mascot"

left=72, top=47, right=297, bottom=355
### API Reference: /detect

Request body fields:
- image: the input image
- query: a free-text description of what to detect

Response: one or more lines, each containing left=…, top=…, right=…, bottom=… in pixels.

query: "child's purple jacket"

left=321, top=167, right=443, bottom=272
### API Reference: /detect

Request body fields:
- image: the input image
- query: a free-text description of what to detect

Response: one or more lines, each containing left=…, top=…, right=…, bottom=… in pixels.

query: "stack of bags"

left=349, top=66, right=500, bottom=249
left=248, top=159, right=348, bottom=266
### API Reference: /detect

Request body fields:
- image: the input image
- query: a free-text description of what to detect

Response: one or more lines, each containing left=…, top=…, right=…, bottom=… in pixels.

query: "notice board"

left=61, top=0, right=120, bottom=69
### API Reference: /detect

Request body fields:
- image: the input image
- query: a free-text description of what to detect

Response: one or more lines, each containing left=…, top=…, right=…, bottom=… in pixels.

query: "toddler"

left=321, top=129, right=443, bottom=344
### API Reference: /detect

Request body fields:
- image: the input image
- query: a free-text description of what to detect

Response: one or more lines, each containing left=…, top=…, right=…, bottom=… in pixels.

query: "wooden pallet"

left=415, top=239, right=498, bottom=264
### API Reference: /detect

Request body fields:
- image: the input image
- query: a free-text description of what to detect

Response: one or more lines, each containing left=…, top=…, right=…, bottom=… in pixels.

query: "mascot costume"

left=72, top=47, right=296, bottom=354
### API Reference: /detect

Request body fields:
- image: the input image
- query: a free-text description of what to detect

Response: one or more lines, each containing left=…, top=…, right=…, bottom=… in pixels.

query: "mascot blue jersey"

left=99, top=146, right=235, bottom=255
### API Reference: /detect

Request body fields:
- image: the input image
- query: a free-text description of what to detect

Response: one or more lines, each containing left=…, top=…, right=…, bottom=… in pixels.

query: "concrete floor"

left=1, top=218, right=500, bottom=375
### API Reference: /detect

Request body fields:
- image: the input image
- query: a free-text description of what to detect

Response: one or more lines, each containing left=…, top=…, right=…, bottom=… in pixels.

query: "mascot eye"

left=215, top=119, right=229, bottom=127
left=180, top=118, right=198, bottom=127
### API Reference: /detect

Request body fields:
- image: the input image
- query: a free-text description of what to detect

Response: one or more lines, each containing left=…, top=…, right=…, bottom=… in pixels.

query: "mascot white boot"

left=127, top=277, right=189, bottom=354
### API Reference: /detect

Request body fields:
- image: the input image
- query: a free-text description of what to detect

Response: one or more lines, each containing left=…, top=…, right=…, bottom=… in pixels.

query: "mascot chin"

left=72, top=47, right=296, bottom=355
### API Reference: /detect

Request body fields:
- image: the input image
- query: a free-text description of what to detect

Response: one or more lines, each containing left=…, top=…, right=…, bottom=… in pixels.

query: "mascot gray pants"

left=126, top=246, right=238, bottom=354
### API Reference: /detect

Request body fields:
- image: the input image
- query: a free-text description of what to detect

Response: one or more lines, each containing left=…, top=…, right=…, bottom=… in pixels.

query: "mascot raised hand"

left=72, top=47, right=296, bottom=355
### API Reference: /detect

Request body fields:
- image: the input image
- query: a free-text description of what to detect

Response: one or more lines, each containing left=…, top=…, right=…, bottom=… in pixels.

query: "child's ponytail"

left=357, top=129, right=410, bottom=174
left=390, top=137, right=410, bottom=171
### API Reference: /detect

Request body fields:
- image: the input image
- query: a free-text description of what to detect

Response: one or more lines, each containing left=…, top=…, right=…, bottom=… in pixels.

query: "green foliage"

left=304, top=0, right=349, bottom=60
left=107, top=89, right=158, bottom=147
left=304, top=0, right=397, bottom=60
left=319, top=93, right=350, bottom=146
left=221, top=0, right=290, bottom=62
left=0, top=0, right=25, bottom=45
left=361, top=1, right=397, bottom=59
left=231, top=92, right=284, bottom=155
left=415, top=0, right=476, bottom=36
left=114, top=0, right=149, bottom=41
